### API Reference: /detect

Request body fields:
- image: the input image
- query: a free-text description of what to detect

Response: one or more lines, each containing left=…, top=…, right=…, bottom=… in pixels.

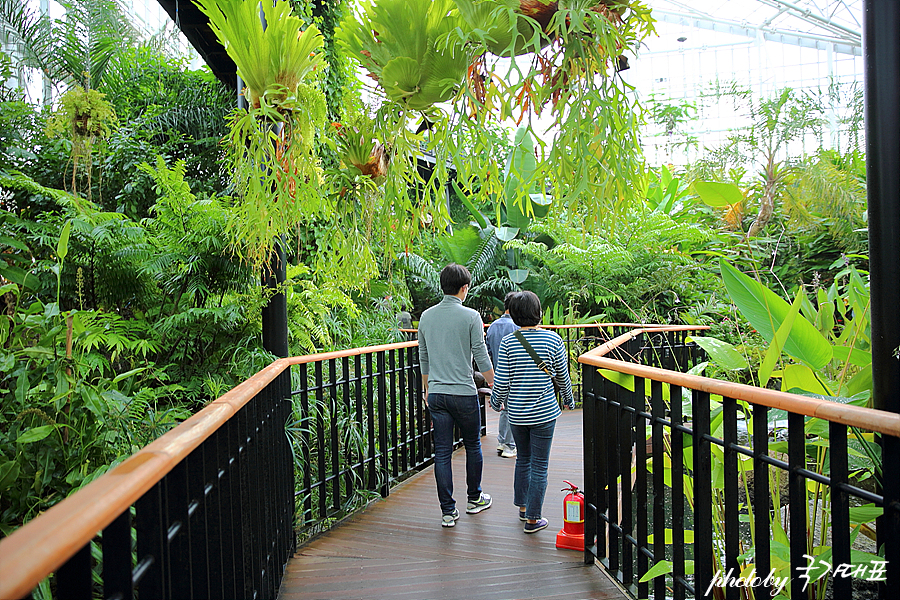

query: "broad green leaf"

left=112, top=367, right=148, bottom=384
left=600, top=369, right=634, bottom=392
left=647, top=529, right=695, bottom=545
left=782, top=364, right=831, bottom=395
left=688, top=336, right=748, bottom=370
left=845, top=366, right=872, bottom=397
left=0, top=461, right=20, bottom=492
left=720, top=261, right=832, bottom=369
left=528, top=193, right=552, bottom=218
left=81, top=386, right=107, bottom=416
left=453, top=181, right=489, bottom=229
left=18, top=425, right=55, bottom=444
left=694, top=181, right=742, bottom=207
left=506, top=268, right=529, bottom=284
left=639, top=559, right=673, bottom=582
left=759, top=288, right=803, bottom=387
left=57, top=220, right=72, bottom=261
left=832, top=346, right=872, bottom=367
left=849, top=504, right=882, bottom=524
left=495, top=226, right=519, bottom=241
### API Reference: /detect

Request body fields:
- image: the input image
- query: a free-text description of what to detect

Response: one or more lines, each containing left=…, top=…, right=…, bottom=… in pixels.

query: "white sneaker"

left=497, top=444, right=504, bottom=456
left=500, top=444, right=517, bottom=458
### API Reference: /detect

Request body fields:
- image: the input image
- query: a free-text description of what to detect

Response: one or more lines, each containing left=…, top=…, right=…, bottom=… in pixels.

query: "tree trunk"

left=747, top=154, right=777, bottom=238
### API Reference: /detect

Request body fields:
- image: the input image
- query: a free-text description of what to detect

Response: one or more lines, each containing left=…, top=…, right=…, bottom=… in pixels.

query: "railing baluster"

left=135, top=481, right=166, bottom=598
left=399, top=348, right=409, bottom=473
left=670, top=383, right=687, bottom=600
left=606, top=377, right=621, bottom=574
left=187, top=446, right=209, bottom=600
left=723, top=397, right=740, bottom=600
left=650, top=378, right=666, bottom=600
left=314, top=361, right=327, bottom=519
left=830, top=421, right=851, bottom=599
left=342, top=356, right=354, bottom=504
left=354, top=354, right=366, bottom=490
left=377, top=351, right=390, bottom=497
left=329, top=358, right=341, bottom=513
left=692, top=389, right=713, bottom=598
left=366, top=353, right=377, bottom=491
left=300, top=363, right=312, bottom=529
left=390, top=349, right=399, bottom=479
left=635, top=375, right=648, bottom=599
left=102, top=509, right=132, bottom=600
left=788, top=411, right=807, bottom=600
left=56, top=542, right=92, bottom=600
left=582, top=364, right=599, bottom=565
left=752, top=404, right=771, bottom=600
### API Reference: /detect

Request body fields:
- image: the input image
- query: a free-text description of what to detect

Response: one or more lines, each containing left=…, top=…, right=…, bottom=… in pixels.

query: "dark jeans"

left=429, top=392, right=484, bottom=515
left=511, top=419, right=556, bottom=520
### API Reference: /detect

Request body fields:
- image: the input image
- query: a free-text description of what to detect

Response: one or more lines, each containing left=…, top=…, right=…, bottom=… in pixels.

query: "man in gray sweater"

left=419, top=264, right=495, bottom=527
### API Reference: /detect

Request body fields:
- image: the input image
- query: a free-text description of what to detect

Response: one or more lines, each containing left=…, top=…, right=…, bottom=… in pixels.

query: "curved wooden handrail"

left=578, top=327, right=900, bottom=438
left=400, top=322, right=672, bottom=333
left=0, top=340, right=420, bottom=600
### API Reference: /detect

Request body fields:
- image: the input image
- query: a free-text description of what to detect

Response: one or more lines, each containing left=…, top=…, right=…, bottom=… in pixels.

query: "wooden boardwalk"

left=279, top=409, right=627, bottom=600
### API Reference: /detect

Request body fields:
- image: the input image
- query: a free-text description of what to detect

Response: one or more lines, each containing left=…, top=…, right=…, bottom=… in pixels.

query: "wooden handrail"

left=578, top=327, right=900, bottom=438
left=0, top=340, right=420, bottom=600
left=400, top=322, right=672, bottom=332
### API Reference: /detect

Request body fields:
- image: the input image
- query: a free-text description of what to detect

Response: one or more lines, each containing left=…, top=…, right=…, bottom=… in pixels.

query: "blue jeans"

left=497, top=409, right=516, bottom=449
left=429, top=393, right=484, bottom=515
left=511, top=420, right=556, bottom=520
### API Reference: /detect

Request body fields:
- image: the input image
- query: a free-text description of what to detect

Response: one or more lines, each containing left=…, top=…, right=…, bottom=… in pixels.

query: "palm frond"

left=397, top=252, right=441, bottom=300
left=465, top=231, right=503, bottom=285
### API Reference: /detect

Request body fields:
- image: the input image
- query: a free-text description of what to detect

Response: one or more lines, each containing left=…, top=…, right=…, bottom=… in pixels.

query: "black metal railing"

left=0, top=340, right=486, bottom=599
left=289, top=343, right=481, bottom=538
left=580, top=328, right=900, bottom=599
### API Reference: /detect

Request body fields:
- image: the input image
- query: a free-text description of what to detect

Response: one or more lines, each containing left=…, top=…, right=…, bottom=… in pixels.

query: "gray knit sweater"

left=418, top=296, right=492, bottom=396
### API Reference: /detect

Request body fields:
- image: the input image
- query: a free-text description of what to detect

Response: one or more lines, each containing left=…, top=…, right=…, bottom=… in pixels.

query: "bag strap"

left=514, top=330, right=552, bottom=377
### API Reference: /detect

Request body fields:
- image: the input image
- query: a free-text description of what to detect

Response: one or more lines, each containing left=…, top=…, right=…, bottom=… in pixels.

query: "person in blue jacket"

left=485, top=292, right=520, bottom=458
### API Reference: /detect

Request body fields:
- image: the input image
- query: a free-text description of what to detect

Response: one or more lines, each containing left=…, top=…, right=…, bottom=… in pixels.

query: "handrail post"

left=864, top=0, right=900, bottom=591
left=377, top=351, right=390, bottom=497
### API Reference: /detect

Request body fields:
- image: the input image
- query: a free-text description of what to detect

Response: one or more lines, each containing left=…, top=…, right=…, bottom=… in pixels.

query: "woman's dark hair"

left=508, top=291, right=542, bottom=327
left=503, top=291, right=517, bottom=311
left=439, top=263, right=471, bottom=295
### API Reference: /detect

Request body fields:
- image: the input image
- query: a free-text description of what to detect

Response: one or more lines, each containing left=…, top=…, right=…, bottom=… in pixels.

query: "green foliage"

left=194, top=0, right=323, bottom=109
left=338, top=0, right=469, bottom=111
left=505, top=212, right=713, bottom=322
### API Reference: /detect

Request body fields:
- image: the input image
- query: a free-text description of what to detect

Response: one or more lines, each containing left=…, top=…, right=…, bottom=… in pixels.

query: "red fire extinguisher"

left=556, top=480, right=585, bottom=551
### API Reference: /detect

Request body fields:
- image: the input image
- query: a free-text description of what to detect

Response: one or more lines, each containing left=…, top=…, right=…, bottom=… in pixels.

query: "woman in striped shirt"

left=489, top=291, right=575, bottom=533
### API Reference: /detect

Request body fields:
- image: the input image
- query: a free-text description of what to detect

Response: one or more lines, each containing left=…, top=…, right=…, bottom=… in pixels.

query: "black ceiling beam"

left=155, top=0, right=236, bottom=89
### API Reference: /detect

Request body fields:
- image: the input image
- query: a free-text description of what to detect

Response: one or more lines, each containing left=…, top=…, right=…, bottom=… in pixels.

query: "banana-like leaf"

left=720, top=260, right=832, bottom=369
left=688, top=336, right=748, bottom=371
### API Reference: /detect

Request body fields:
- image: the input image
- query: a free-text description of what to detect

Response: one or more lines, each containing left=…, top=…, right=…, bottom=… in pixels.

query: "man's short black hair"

left=509, top=291, right=542, bottom=327
left=503, top=291, right=517, bottom=311
left=440, top=263, right=471, bottom=295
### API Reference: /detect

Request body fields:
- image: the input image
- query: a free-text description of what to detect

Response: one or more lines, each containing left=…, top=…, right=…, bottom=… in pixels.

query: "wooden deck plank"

left=279, top=409, right=627, bottom=600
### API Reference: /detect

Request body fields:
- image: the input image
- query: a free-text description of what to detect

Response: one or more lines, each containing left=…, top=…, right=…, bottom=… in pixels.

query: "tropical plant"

left=44, top=86, right=118, bottom=199
left=194, top=0, right=327, bottom=270
left=0, top=0, right=137, bottom=94
left=338, top=0, right=470, bottom=111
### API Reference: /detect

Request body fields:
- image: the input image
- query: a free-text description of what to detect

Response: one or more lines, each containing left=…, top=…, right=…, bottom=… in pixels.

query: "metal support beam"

left=864, top=0, right=900, bottom=591
left=654, top=10, right=862, bottom=56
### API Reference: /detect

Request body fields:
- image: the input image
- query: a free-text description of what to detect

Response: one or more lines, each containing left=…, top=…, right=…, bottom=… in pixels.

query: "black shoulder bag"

left=513, top=330, right=561, bottom=399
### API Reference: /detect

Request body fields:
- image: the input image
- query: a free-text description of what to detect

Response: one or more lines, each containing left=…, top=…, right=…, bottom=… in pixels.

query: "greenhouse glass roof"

left=647, top=0, right=862, bottom=56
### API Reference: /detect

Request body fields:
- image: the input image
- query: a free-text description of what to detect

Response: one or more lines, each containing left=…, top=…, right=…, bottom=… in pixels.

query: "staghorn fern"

left=337, top=0, right=470, bottom=111
left=193, top=0, right=323, bottom=109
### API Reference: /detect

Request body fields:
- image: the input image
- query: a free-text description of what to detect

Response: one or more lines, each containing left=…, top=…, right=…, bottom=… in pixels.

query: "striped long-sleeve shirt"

left=489, top=328, right=575, bottom=425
